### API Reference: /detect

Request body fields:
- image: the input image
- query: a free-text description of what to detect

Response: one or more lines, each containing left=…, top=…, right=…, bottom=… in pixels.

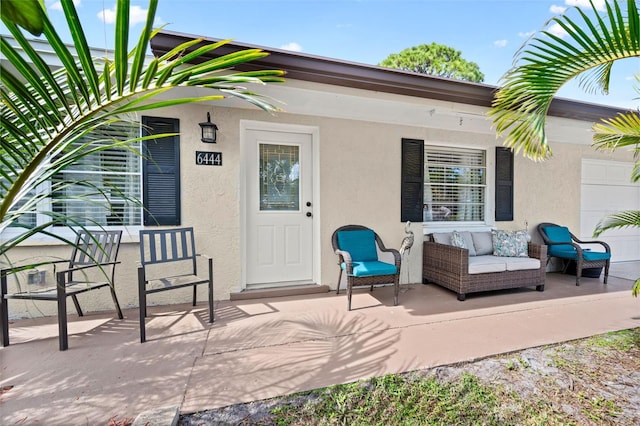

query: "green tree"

left=379, top=43, right=485, bottom=82
left=487, top=0, right=639, bottom=296
left=0, top=0, right=284, bottom=261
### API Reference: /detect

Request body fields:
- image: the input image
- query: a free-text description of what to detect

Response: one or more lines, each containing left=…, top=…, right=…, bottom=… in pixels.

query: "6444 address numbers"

left=196, top=151, right=222, bottom=166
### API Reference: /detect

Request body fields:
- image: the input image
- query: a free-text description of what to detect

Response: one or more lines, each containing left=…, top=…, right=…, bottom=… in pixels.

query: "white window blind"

left=424, top=146, right=486, bottom=222
left=52, top=122, right=142, bottom=226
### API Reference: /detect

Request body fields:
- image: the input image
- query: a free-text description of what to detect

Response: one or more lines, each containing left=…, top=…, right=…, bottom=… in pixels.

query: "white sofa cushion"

left=505, top=257, right=541, bottom=271
left=468, top=256, right=507, bottom=274
left=468, top=255, right=540, bottom=274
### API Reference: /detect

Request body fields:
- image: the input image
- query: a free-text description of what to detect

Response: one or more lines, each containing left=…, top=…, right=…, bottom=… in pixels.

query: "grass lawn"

left=181, top=327, right=640, bottom=425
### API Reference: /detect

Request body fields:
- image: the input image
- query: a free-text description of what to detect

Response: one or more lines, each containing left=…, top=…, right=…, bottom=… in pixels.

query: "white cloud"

left=49, top=0, right=81, bottom=12
left=518, top=31, right=535, bottom=38
left=98, top=7, right=116, bottom=24
left=550, top=5, right=567, bottom=14
left=98, top=5, right=150, bottom=25
left=565, top=0, right=606, bottom=12
left=493, top=39, right=508, bottom=48
left=280, top=42, right=303, bottom=52
left=548, top=23, right=569, bottom=38
left=129, top=5, right=149, bottom=25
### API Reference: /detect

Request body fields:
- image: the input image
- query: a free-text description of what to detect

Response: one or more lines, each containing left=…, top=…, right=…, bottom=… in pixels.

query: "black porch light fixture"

left=199, top=112, right=218, bottom=143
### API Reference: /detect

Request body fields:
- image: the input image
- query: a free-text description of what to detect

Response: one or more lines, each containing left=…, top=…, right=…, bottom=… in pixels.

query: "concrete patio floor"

left=1, top=264, right=639, bottom=425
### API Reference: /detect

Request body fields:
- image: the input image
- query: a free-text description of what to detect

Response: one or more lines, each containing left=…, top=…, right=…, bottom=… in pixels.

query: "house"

left=2, top=30, right=639, bottom=319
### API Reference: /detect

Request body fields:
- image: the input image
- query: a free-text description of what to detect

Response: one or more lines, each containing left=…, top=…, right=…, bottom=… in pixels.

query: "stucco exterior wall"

left=2, top=94, right=634, bottom=320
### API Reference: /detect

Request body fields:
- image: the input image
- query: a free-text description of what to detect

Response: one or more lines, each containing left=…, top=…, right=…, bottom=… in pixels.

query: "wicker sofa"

left=422, top=230, right=547, bottom=301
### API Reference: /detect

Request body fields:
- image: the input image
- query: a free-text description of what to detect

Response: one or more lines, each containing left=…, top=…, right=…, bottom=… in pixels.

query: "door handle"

left=306, top=212, right=312, bottom=217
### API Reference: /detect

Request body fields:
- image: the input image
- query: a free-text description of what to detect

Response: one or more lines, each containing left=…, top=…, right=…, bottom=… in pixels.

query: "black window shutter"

left=142, top=116, right=181, bottom=226
left=495, top=147, right=514, bottom=221
left=401, top=138, right=424, bottom=222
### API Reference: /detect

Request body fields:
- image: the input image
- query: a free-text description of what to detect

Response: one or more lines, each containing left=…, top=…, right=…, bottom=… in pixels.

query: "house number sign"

left=195, top=151, right=222, bottom=166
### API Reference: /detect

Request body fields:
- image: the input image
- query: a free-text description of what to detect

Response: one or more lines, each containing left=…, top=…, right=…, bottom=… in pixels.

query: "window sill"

left=1, top=226, right=143, bottom=247
left=422, top=222, right=495, bottom=235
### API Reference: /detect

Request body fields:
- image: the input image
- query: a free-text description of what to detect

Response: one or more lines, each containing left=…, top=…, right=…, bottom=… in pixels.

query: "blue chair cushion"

left=341, top=261, right=398, bottom=277
left=547, top=248, right=610, bottom=261
left=336, top=229, right=378, bottom=262
left=543, top=226, right=572, bottom=242
left=548, top=246, right=578, bottom=257
left=583, top=251, right=611, bottom=261
left=543, top=226, right=576, bottom=254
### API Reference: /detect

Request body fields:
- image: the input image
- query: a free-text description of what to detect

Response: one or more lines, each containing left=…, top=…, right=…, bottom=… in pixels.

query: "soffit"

left=150, top=30, right=627, bottom=123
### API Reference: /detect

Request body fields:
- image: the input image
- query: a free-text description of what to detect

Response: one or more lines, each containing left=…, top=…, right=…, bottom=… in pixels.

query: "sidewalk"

left=1, top=268, right=639, bottom=425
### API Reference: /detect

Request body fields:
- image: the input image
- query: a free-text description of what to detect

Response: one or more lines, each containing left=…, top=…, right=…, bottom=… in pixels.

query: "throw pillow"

left=460, top=231, right=477, bottom=256
left=492, top=229, right=529, bottom=257
left=450, top=231, right=467, bottom=249
left=472, top=231, right=493, bottom=255
left=449, top=231, right=478, bottom=255
left=432, top=232, right=452, bottom=245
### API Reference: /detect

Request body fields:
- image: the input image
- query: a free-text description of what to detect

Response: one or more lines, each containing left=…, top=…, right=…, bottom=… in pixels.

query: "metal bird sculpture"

left=400, top=221, right=414, bottom=255
left=400, top=221, right=414, bottom=284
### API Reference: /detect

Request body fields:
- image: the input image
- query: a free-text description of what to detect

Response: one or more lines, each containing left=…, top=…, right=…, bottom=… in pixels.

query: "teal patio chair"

left=537, top=222, right=611, bottom=286
left=331, top=225, right=401, bottom=311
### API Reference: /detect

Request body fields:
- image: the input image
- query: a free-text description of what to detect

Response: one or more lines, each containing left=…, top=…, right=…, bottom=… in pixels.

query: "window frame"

left=401, top=138, right=496, bottom=233
left=2, top=121, right=147, bottom=244
left=423, top=144, right=488, bottom=225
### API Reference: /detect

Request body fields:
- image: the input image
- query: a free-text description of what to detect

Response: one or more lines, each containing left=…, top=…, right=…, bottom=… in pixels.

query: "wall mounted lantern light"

left=199, top=112, right=218, bottom=143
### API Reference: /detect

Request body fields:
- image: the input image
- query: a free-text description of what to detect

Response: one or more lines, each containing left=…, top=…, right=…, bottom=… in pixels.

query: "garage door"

left=581, top=159, right=640, bottom=261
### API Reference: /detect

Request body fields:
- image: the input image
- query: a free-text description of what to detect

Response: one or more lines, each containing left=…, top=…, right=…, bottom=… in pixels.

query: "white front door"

left=244, top=126, right=315, bottom=288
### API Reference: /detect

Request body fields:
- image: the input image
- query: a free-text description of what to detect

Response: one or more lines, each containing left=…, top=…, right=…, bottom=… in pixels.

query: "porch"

left=1, top=264, right=639, bottom=424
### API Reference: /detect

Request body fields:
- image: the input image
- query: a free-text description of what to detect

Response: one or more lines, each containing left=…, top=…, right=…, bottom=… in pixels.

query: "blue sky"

left=17, top=0, right=640, bottom=108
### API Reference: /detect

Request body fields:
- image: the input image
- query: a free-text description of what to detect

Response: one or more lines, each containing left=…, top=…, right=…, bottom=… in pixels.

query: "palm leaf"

left=488, top=0, right=639, bottom=160
left=0, top=0, right=46, bottom=37
left=593, top=210, right=640, bottom=236
left=592, top=110, right=640, bottom=181
left=594, top=210, right=640, bottom=297
left=0, top=0, right=285, bottom=261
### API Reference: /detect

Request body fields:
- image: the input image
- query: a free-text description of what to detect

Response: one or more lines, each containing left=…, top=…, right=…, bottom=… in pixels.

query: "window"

left=52, top=122, right=142, bottom=226
left=4, top=115, right=182, bottom=237
left=423, top=146, right=486, bottom=222
left=401, top=139, right=487, bottom=223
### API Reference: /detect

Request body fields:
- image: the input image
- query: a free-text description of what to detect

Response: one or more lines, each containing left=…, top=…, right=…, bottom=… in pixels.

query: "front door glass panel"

left=259, top=144, right=300, bottom=211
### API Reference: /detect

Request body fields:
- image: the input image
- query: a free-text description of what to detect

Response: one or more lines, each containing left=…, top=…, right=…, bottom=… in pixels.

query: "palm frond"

left=0, top=0, right=46, bottom=36
left=593, top=210, right=640, bottom=236
left=0, top=0, right=285, bottom=259
left=488, top=0, right=640, bottom=160
left=592, top=110, right=640, bottom=181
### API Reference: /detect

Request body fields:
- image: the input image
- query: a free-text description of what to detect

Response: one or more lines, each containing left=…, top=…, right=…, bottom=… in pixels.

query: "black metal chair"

left=537, top=222, right=611, bottom=285
left=1, top=230, right=123, bottom=351
left=137, top=227, right=213, bottom=342
left=331, top=225, right=401, bottom=311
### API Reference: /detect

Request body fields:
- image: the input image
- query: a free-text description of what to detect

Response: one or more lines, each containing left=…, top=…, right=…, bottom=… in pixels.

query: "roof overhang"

left=150, top=30, right=627, bottom=123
